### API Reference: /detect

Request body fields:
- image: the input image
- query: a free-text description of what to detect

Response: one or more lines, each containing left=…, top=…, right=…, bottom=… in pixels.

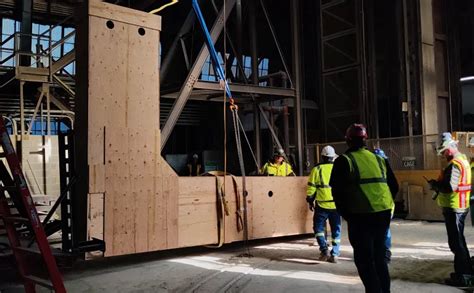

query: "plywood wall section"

left=86, top=2, right=167, bottom=257
left=85, top=2, right=313, bottom=257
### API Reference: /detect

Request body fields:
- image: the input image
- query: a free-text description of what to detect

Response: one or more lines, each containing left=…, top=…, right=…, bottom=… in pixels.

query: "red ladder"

left=0, top=116, right=66, bottom=293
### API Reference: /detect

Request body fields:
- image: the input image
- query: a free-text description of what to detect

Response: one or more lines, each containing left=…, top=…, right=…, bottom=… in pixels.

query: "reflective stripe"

left=307, top=182, right=316, bottom=187
left=316, top=232, right=325, bottom=237
left=375, top=155, right=386, bottom=179
left=359, top=178, right=387, bottom=184
left=457, top=185, right=471, bottom=192
left=317, top=199, right=334, bottom=203
left=454, top=159, right=467, bottom=209
left=332, top=239, right=341, bottom=243
left=316, top=184, right=331, bottom=188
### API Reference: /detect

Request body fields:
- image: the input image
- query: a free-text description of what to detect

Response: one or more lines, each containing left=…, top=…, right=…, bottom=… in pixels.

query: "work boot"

left=318, top=251, right=330, bottom=261
left=445, top=273, right=474, bottom=287
left=328, top=255, right=338, bottom=263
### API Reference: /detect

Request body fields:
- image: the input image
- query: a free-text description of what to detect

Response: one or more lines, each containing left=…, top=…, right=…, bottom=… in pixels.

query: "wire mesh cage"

left=307, top=134, right=446, bottom=172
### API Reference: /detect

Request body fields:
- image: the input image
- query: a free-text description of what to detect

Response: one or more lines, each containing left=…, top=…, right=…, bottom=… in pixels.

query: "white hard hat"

left=436, top=132, right=458, bottom=155
left=321, top=145, right=337, bottom=157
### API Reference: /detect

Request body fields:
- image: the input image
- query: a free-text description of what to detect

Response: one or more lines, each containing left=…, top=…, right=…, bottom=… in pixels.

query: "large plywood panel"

left=87, top=2, right=163, bottom=257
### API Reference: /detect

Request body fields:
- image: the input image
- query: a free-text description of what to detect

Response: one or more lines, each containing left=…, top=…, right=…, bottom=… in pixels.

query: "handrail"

left=0, top=76, right=16, bottom=89
left=53, top=74, right=75, bottom=97
left=49, top=31, right=75, bottom=53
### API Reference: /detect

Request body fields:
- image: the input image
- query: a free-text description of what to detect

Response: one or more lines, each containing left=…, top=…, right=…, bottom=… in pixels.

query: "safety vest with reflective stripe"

left=307, top=163, right=335, bottom=209
left=342, top=149, right=394, bottom=213
left=261, top=162, right=294, bottom=176
left=437, top=154, right=471, bottom=209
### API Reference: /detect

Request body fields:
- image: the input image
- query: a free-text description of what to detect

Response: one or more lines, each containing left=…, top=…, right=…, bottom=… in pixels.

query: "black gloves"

left=306, top=196, right=315, bottom=212
left=428, top=179, right=439, bottom=191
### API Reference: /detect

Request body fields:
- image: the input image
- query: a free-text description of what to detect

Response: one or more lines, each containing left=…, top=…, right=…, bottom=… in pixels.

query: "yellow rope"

left=148, top=0, right=179, bottom=14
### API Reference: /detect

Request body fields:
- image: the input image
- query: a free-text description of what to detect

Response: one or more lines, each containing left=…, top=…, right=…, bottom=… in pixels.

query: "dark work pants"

left=443, top=208, right=472, bottom=276
left=313, top=206, right=342, bottom=256
left=347, top=210, right=391, bottom=293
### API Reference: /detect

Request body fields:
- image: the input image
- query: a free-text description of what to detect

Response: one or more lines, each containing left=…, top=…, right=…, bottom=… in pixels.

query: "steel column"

left=291, top=0, right=303, bottom=175
left=402, top=0, right=413, bottom=136
left=236, top=0, right=243, bottom=81
left=18, top=0, right=33, bottom=66
left=249, top=0, right=261, bottom=166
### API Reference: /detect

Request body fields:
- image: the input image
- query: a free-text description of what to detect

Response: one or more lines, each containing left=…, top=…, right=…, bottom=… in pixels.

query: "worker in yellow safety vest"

left=330, top=123, right=398, bottom=293
left=260, top=148, right=295, bottom=176
left=306, top=145, right=341, bottom=263
left=428, top=132, right=473, bottom=287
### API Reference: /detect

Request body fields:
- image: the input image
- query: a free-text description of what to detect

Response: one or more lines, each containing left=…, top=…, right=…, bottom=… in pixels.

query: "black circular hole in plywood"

left=268, top=191, right=273, bottom=197
left=138, top=28, right=146, bottom=36
left=106, top=20, right=114, bottom=29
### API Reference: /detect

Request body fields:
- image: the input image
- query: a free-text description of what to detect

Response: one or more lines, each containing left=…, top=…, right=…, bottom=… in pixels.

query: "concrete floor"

left=2, top=219, right=473, bottom=292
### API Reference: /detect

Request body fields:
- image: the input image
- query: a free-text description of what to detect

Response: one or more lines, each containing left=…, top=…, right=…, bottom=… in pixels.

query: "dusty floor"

left=2, top=219, right=474, bottom=292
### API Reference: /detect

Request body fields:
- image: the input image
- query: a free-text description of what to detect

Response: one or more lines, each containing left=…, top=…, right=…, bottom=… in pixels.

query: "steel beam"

left=291, top=0, right=303, bottom=175
left=249, top=0, right=261, bottom=166
left=161, top=0, right=236, bottom=149
left=193, top=81, right=296, bottom=97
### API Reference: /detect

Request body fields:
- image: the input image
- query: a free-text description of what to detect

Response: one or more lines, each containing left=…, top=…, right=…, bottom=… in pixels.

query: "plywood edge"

left=89, top=1, right=162, bottom=31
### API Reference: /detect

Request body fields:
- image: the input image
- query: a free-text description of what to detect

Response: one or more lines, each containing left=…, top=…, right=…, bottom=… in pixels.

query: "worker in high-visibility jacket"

left=260, top=148, right=295, bottom=176
left=330, top=124, right=398, bottom=293
left=428, top=133, right=473, bottom=287
left=306, top=145, right=341, bottom=263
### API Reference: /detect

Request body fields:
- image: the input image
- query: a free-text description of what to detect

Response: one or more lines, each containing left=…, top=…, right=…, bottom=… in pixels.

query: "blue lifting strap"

left=192, top=0, right=233, bottom=100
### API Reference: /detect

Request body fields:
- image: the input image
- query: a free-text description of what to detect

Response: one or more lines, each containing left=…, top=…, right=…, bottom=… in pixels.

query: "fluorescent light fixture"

left=460, top=76, right=474, bottom=82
